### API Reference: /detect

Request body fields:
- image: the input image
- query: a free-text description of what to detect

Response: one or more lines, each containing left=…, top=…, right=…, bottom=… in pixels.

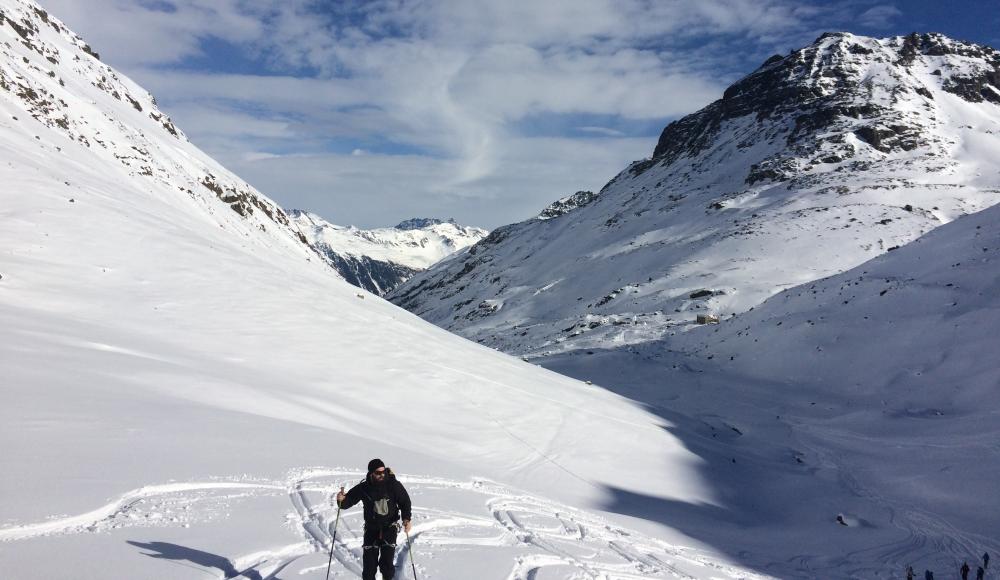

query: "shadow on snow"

left=127, top=540, right=265, bottom=579
left=540, top=344, right=995, bottom=579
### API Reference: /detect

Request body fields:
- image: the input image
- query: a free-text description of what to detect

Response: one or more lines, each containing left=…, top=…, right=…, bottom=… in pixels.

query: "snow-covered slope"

left=541, top=199, right=1000, bottom=577
left=0, top=0, right=315, bottom=258
left=0, top=2, right=760, bottom=578
left=289, top=211, right=487, bottom=295
left=675, top=198, right=1000, bottom=395
left=391, top=32, right=1000, bottom=357
left=674, top=202, right=1000, bottom=575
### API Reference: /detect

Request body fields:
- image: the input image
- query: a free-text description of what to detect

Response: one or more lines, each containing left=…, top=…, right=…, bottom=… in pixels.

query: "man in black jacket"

left=336, top=458, right=412, bottom=580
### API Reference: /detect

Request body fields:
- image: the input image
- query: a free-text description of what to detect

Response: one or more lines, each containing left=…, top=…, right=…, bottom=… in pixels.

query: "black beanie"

left=367, top=458, right=385, bottom=473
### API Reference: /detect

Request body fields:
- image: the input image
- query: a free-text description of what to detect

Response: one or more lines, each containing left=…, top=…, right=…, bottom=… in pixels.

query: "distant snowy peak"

left=0, top=0, right=310, bottom=254
left=393, top=217, right=489, bottom=245
left=391, top=32, right=1000, bottom=357
left=288, top=210, right=488, bottom=295
left=288, top=210, right=487, bottom=269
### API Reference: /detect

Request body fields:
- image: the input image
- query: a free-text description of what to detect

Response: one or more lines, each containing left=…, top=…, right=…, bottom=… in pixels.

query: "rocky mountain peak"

left=390, top=32, right=1000, bottom=357
left=538, top=191, right=598, bottom=220
left=649, top=32, right=1000, bottom=186
left=395, top=217, right=456, bottom=230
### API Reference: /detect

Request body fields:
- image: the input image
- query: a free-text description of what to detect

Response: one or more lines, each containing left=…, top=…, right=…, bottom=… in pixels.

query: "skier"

left=986, top=552, right=991, bottom=569
left=925, top=570, right=933, bottom=580
left=906, top=565, right=914, bottom=580
left=977, top=566, right=985, bottom=580
left=963, top=561, right=971, bottom=579
left=336, top=459, right=412, bottom=580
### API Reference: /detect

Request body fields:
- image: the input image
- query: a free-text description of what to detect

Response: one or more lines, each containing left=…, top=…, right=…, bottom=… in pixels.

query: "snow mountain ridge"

left=0, top=0, right=317, bottom=260
left=289, top=209, right=488, bottom=295
left=0, top=1, right=758, bottom=577
left=390, top=31, right=1000, bottom=357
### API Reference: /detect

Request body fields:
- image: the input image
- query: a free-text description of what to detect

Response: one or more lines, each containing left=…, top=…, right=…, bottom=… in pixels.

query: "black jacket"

left=338, top=470, right=412, bottom=528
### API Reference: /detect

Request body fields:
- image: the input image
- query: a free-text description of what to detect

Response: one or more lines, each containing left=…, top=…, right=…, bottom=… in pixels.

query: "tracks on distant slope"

left=790, top=423, right=1000, bottom=576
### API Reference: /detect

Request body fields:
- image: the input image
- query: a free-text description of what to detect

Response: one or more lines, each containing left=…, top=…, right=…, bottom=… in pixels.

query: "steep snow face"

left=0, top=0, right=314, bottom=256
left=289, top=210, right=488, bottom=295
left=391, top=32, right=1000, bottom=357
left=0, top=2, right=751, bottom=578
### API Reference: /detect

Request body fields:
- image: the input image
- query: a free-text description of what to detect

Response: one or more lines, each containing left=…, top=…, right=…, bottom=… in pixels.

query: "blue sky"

left=41, top=0, right=1000, bottom=229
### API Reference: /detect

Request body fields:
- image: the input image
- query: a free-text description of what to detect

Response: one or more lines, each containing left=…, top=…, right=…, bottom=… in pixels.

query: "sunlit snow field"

left=2, top=2, right=999, bottom=578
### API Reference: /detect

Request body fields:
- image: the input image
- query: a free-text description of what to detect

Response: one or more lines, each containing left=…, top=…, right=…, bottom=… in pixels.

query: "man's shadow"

left=127, top=540, right=264, bottom=580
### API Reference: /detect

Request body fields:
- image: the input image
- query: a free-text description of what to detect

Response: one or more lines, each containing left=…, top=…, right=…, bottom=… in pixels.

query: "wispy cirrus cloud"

left=41, top=0, right=265, bottom=64
left=37, top=0, right=943, bottom=228
left=858, top=5, right=903, bottom=29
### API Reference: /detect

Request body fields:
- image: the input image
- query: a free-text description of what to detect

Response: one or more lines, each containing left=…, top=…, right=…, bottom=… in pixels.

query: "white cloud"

left=40, top=0, right=266, bottom=65
left=446, top=45, right=721, bottom=120
left=858, top=5, right=903, bottom=29
left=164, top=103, right=296, bottom=140
left=37, top=0, right=886, bottom=228
left=578, top=127, right=627, bottom=137
left=222, top=135, right=655, bottom=228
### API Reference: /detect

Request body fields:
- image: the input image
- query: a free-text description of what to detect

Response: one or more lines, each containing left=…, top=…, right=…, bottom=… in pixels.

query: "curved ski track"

left=0, top=468, right=765, bottom=579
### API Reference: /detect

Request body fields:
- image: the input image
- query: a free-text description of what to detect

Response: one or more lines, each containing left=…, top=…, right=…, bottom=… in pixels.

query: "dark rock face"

left=893, top=33, right=1000, bottom=104
left=650, top=102, right=724, bottom=168
left=324, top=253, right=419, bottom=296
left=396, top=217, right=455, bottom=230
left=200, top=175, right=294, bottom=229
left=539, top=191, right=598, bottom=219
left=944, top=69, right=1000, bottom=104
left=649, top=32, right=1000, bottom=185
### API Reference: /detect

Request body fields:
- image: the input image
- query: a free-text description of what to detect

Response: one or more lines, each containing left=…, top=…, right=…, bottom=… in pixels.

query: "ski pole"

left=325, top=486, right=344, bottom=580
left=404, top=522, right=418, bottom=579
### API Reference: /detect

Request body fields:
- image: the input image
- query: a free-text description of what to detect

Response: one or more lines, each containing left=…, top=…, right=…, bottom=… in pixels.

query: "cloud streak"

left=857, top=5, right=903, bottom=29
left=39, top=0, right=905, bottom=228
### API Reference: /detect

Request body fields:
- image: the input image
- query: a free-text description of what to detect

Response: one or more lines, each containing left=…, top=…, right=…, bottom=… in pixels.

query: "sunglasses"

left=373, top=469, right=386, bottom=476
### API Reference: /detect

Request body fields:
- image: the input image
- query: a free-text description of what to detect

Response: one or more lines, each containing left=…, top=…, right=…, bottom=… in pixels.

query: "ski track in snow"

left=788, top=424, right=1000, bottom=577
left=0, top=482, right=283, bottom=542
left=0, top=468, right=765, bottom=579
